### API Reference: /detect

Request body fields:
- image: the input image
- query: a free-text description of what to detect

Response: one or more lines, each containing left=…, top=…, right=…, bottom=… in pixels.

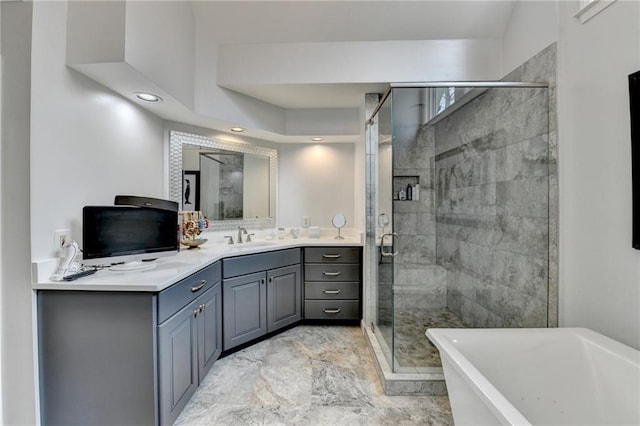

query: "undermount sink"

left=229, top=241, right=276, bottom=250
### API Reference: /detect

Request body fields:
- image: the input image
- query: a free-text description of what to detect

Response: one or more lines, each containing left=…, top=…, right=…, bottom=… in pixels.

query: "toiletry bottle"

left=399, top=188, right=406, bottom=200
left=277, top=227, right=286, bottom=239
left=264, top=217, right=275, bottom=240
left=406, top=184, right=413, bottom=201
left=414, top=184, right=420, bottom=201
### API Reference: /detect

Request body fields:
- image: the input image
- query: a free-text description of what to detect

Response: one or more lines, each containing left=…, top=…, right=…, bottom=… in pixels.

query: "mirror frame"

left=169, top=130, right=277, bottom=231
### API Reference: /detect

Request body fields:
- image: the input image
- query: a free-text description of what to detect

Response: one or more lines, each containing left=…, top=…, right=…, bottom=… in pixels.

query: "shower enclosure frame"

left=364, top=81, right=556, bottom=375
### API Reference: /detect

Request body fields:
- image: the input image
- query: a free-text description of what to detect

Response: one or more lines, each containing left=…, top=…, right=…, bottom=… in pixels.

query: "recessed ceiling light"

left=311, top=137, right=324, bottom=142
left=134, top=92, right=162, bottom=103
left=230, top=127, right=245, bottom=133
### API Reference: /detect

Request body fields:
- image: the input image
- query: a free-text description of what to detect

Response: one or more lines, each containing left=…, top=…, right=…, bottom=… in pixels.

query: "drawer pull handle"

left=323, top=271, right=341, bottom=277
left=323, top=290, right=341, bottom=294
left=190, top=280, right=207, bottom=292
left=322, top=254, right=341, bottom=259
left=323, top=308, right=341, bottom=314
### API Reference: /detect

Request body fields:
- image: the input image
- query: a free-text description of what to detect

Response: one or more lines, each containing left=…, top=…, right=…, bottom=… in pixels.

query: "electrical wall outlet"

left=302, top=216, right=310, bottom=228
left=54, top=229, right=71, bottom=249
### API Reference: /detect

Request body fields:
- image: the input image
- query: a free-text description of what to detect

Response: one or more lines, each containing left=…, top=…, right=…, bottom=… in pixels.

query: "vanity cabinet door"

left=158, top=297, right=200, bottom=426
left=158, top=284, right=222, bottom=426
left=267, top=264, right=302, bottom=333
left=197, top=282, right=222, bottom=382
left=223, top=271, right=267, bottom=350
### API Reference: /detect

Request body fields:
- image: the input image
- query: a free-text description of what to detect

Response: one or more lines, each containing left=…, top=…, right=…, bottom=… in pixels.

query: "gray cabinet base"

left=38, top=291, right=158, bottom=426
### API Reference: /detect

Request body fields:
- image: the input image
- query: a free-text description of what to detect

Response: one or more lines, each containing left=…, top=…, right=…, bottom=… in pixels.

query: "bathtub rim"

left=427, top=328, right=529, bottom=425
left=426, top=327, right=640, bottom=426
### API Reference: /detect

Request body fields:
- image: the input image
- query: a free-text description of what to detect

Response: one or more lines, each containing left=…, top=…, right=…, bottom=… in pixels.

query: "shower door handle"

left=380, top=232, right=399, bottom=257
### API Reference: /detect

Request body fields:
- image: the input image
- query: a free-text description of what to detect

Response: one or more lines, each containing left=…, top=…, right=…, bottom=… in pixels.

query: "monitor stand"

left=108, top=261, right=156, bottom=272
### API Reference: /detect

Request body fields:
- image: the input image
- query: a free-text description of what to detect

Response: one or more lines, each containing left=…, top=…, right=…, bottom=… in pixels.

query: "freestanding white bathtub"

left=426, top=328, right=640, bottom=426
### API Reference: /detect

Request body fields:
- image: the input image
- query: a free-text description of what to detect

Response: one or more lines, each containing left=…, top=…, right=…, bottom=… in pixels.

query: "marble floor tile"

left=392, top=309, right=466, bottom=368
left=176, top=325, right=453, bottom=425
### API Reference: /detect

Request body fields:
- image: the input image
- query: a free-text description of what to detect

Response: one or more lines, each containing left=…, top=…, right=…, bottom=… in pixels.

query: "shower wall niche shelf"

left=393, top=175, right=420, bottom=201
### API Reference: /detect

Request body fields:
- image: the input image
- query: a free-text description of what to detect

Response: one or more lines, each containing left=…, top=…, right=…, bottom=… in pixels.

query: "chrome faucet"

left=237, top=227, right=248, bottom=243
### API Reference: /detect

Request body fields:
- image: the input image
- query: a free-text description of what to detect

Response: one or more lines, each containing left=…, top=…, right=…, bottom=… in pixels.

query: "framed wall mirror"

left=169, top=130, right=277, bottom=231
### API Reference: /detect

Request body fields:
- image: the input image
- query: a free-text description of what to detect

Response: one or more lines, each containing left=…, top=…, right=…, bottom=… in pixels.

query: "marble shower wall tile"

left=429, top=43, right=558, bottom=328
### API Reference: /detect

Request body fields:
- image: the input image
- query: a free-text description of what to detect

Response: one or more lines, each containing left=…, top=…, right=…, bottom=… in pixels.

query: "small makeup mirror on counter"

left=377, top=213, right=390, bottom=229
left=332, top=212, right=347, bottom=240
left=169, top=130, right=277, bottom=231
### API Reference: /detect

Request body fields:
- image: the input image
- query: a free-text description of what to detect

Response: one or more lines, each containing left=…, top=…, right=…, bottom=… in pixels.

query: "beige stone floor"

left=176, top=325, right=453, bottom=425
left=377, top=308, right=466, bottom=369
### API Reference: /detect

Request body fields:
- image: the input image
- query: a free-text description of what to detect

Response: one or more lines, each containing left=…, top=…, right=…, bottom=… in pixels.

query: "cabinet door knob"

left=323, top=271, right=341, bottom=277
left=268, top=277, right=273, bottom=283
left=323, top=308, right=341, bottom=314
left=261, top=279, right=265, bottom=285
left=191, top=280, right=207, bottom=292
left=323, top=290, right=341, bottom=295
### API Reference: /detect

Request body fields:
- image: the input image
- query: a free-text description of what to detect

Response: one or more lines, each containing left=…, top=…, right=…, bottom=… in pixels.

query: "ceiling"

left=193, top=1, right=517, bottom=109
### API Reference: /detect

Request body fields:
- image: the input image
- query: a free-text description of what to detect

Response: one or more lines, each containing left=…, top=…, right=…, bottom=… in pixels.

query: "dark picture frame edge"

left=182, top=170, right=201, bottom=211
left=629, top=70, right=640, bottom=250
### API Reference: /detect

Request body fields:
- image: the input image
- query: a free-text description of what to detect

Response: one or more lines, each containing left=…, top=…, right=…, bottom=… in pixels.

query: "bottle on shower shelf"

left=406, top=184, right=413, bottom=201
left=398, top=188, right=406, bottom=200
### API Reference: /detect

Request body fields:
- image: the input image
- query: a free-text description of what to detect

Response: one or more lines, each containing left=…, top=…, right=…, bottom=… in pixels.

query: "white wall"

left=1, top=3, right=33, bottom=424
left=18, top=4, right=164, bottom=423
left=556, top=0, right=640, bottom=349
left=278, top=143, right=355, bottom=229
left=125, top=2, right=195, bottom=109
left=502, top=1, right=559, bottom=75
left=218, top=39, right=504, bottom=86
left=30, top=1, right=165, bottom=262
left=193, top=20, right=286, bottom=136
left=505, top=0, right=640, bottom=349
left=0, top=3, right=4, bottom=420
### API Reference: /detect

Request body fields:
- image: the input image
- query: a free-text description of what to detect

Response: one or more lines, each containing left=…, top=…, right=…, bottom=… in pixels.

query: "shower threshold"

left=361, top=308, right=466, bottom=395
left=362, top=322, right=447, bottom=395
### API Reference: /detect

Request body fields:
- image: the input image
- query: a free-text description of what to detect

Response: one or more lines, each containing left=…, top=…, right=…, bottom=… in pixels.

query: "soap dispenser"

left=399, top=188, right=406, bottom=200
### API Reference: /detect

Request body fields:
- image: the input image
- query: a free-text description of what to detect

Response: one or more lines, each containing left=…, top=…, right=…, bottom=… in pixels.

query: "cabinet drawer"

left=158, top=262, right=221, bottom=324
left=304, top=247, right=360, bottom=264
left=223, top=248, right=300, bottom=278
left=304, top=282, right=360, bottom=300
left=304, top=264, right=360, bottom=282
left=304, top=300, right=360, bottom=320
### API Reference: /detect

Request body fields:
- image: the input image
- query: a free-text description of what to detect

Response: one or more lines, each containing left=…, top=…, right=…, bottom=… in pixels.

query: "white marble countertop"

left=32, top=234, right=362, bottom=292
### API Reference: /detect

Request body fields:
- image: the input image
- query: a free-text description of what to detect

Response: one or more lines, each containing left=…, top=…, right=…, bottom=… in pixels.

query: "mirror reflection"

left=182, top=147, right=269, bottom=220
left=169, top=131, right=277, bottom=230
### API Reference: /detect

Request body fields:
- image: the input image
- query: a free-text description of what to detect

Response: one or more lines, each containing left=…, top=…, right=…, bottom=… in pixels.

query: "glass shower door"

left=374, top=93, right=396, bottom=369
left=369, top=83, right=551, bottom=374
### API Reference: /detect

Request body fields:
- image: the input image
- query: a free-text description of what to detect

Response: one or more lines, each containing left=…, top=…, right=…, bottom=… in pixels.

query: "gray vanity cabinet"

left=158, top=282, right=222, bottom=426
left=37, top=261, right=222, bottom=426
left=303, top=247, right=362, bottom=320
left=222, top=248, right=301, bottom=351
